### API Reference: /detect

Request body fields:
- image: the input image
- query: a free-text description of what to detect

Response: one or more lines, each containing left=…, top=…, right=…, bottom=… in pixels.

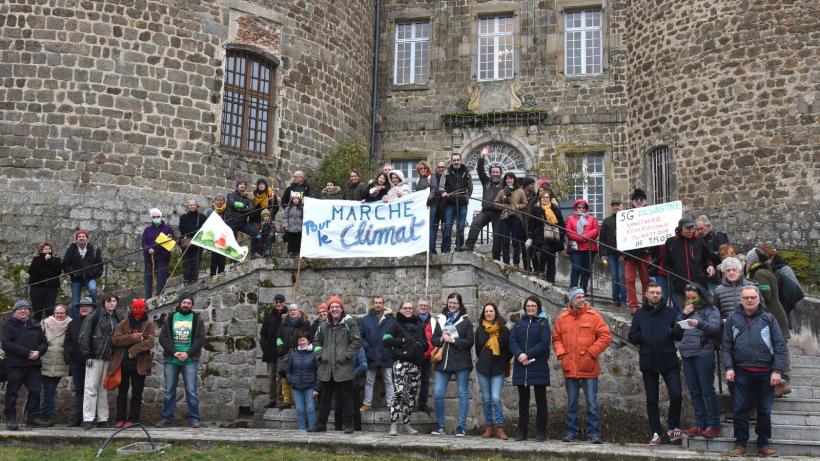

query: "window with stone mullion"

left=570, top=154, right=605, bottom=220
left=478, top=16, right=514, bottom=81
left=394, top=22, right=429, bottom=85
left=564, top=10, right=602, bottom=75
left=220, top=50, right=275, bottom=155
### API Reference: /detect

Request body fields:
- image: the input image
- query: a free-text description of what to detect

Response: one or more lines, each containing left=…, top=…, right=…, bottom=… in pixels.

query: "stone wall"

left=625, top=0, right=819, bottom=248
left=0, top=0, right=375, bottom=288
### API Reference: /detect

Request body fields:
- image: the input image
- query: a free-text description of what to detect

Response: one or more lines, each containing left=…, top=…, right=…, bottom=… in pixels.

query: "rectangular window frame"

left=564, top=9, right=602, bottom=76
left=649, top=146, right=674, bottom=204
left=569, top=153, right=606, bottom=221
left=390, top=159, right=423, bottom=184
left=393, top=21, right=430, bottom=86
left=477, top=15, right=515, bottom=82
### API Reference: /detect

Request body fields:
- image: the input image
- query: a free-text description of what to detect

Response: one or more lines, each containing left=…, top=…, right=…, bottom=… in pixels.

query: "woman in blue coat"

left=509, top=296, right=551, bottom=442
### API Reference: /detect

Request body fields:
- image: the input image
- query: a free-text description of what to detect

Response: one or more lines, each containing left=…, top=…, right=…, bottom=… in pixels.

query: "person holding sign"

left=623, top=189, right=652, bottom=314
left=141, top=208, right=175, bottom=300
left=565, top=199, right=600, bottom=294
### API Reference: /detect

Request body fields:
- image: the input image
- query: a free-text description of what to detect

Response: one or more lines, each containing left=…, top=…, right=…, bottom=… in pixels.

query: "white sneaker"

left=388, top=422, right=398, bottom=436
left=649, top=433, right=662, bottom=446
left=401, top=423, right=418, bottom=435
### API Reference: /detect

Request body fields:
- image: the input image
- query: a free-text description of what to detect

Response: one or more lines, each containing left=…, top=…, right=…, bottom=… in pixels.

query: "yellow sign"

left=155, top=232, right=176, bottom=252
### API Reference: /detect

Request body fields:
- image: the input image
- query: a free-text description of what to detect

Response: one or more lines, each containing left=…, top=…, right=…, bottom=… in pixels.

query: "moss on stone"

left=200, top=366, right=221, bottom=379
left=234, top=336, right=256, bottom=350
left=246, top=292, right=258, bottom=304
left=259, top=279, right=274, bottom=288
left=204, top=336, right=235, bottom=353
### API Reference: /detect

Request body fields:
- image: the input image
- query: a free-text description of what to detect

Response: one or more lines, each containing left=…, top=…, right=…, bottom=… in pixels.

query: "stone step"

left=788, top=386, right=820, bottom=400
left=261, top=408, right=440, bottom=433
left=771, top=398, right=820, bottom=414
left=719, top=423, right=820, bottom=441
left=786, top=373, right=820, bottom=388
left=791, top=355, right=820, bottom=368
left=683, top=436, right=820, bottom=457
left=770, top=411, right=820, bottom=426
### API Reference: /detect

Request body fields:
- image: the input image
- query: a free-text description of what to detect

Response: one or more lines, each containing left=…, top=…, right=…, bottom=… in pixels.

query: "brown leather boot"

left=481, top=424, right=495, bottom=438
left=495, top=425, right=509, bottom=440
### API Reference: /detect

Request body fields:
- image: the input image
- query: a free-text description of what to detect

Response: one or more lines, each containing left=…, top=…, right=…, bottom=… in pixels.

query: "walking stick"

left=151, top=253, right=157, bottom=298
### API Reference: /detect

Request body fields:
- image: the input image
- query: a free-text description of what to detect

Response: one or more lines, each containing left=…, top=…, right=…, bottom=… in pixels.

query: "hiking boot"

left=481, top=424, right=495, bottom=438
left=82, top=421, right=94, bottom=430
left=729, top=447, right=746, bottom=457
left=758, top=447, right=778, bottom=457
left=495, top=426, right=509, bottom=440
left=702, top=427, right=720, bottom=438
left=667, top=427, right=683, bottom=442
left=359, top=404, right=371, bottom=413
left=401, top=423, right=418, bottom=435
left=649, top=433, right=662, bottom=446
left=388, top=422, right=398, bottom=436
left=307, top=424, right=327, bottom=433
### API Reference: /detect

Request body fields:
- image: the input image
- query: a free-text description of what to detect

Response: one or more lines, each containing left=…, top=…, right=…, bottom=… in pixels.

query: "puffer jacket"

left=108, top=316, right=156, bottom=376
left=714, top=277, right=757, bottom=320
left=282, top=203, right=303, bottom=233
left=674, top=301, right=721, bottom=359
left=314, top=314, right=361, bottom=382
left=565, top=200, right=600, bottom=252
left=628, top=300, right=679, bottom=371
left=360, top=310, right=395, bottom=368
left=79, top=308, right=119, bottom=361
left=41, top=329, right=69, bottom=377
left=287, top=347, right=320, bottom=391
left=552, top=305, right=612, bottom=379
left=722, top=304, right=787, bottom=373
left=1, top=318, right=47, bottom=368
left=509, top=315, right=551, bottom=385
left=749, top=263, right=790, bottom=340
left=432, top=313, right=474, bottom=373
left=385, top=170, right=412, bottom=202
left=384, top=313, right=428, bottom=366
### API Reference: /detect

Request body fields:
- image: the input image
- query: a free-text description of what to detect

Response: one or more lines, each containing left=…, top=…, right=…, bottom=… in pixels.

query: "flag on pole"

left=190, top=212, right=249, bottom=261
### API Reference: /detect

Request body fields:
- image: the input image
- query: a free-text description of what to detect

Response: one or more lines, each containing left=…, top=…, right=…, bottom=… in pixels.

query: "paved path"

left=0, top=427, right=812, bottom=460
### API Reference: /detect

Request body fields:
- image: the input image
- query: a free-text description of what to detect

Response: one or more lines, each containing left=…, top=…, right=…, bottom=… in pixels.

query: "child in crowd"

left=282, top=195, right=304, bottom=257
left=260, top=209, right=275, bottom=257
left=286, top=331, right=319, bottom=430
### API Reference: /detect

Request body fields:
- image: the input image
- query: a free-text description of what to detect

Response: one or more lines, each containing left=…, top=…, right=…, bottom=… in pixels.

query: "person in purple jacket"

left=141, top=208, right=175, bottom=299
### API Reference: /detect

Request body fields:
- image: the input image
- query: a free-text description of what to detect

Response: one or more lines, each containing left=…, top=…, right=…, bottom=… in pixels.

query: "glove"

left=234, top=201, right=245, bottom=210
left=86, top=359, right=93, bottom=368
left=525, top=239, right=532, bottom=249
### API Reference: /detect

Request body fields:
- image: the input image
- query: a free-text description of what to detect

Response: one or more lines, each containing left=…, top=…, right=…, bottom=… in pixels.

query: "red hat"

left=326, top=296, right=344, bottom=309
left=132, top=299, right=147, bottom=309
left=317, top=303, right=328, bottom=312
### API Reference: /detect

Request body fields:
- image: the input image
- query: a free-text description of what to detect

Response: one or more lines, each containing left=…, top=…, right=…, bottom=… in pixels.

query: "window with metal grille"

left=394, top=22, right=430, bottom=85
left=220, top=50, right=276, bottom=155
left=564, top=10, right=602, bottom=75
left=570, top=154, right=605, bottom=220
left=478, top=16, right=514, bottom=81
left=649, top=146, right=674, bottom=204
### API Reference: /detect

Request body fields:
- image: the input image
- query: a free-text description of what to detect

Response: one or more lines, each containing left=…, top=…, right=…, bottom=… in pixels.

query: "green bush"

left=316, top=140, right=374, bottom=192
left=779, top=249, right=820, bottom=294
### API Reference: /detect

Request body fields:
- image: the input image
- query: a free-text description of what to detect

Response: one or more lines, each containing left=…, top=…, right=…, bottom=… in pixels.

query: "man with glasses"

left=415, top=297, right=436, bottom=414
left=439, top=153, right=473, bottom=253
left=722, top=285, right=787, bottom=458
left=260, top=294, right=289, bottom=408
left=344, top=171, right=369, bottom=201
left=663, top=217, right=716, bottom=311
left=463, top=146, right=503, bottom=258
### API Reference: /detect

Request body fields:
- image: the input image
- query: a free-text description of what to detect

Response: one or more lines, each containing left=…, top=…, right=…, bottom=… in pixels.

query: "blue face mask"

left=152, top=218, right=162, bottom=225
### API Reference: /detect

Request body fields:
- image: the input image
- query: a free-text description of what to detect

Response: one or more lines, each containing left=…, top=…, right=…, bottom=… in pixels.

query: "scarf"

left=575, top=211, right=588, bottom=236
left=418, top=312, right=429, bottom=323
left=541, top=203, right=558, bottom=225
left=43, top=315, right=71, bottom=342
left=213, top=202, right=226, bottom=215
left=445, top=310, right=459, bottom=326
left=688, top=296, right=702, bottom=308
left=253, top=188, right=273, bottom=209
left=298, top=343, right=313, bottom=352
left=481, top=320, right=501, bottom=356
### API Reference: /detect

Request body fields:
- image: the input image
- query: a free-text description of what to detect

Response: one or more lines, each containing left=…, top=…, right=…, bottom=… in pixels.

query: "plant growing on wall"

left=316, top=140, right=374, bottom=191
left=533, top=149, right=588, bottom=201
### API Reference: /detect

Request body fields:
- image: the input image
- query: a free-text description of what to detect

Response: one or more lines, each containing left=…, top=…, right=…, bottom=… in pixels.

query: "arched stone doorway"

left=462, top=141, right=528, bottom=223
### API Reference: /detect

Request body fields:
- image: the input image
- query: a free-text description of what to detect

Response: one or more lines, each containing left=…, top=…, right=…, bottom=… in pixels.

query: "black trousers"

left=4, top=366, right=42, bottom=422
left=335, top=384, right=362, bottom=431
left=181, top=246, right=202, bottom=284
left=286, top=233, right=302, bottom=255
left=517, top=384, right=548, bottom=436
left=29, top=286, right=57, bottom=321
left=418, top=360, right=431, bottom=407
left=318, top=379, right=353, bottom=426
left=209, top=251, right=225, bottom=276
left=465, top=210, right=501, bottom=258
left=116, top=371, right=146, bottom=423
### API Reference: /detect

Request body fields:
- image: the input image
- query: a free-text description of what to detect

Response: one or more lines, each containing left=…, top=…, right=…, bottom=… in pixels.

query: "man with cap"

left=260, top=294, right=289, bottom=408
left=158, top=293, right=205, bottom=427
left=63, top=296, right=96, bottom=426
left=79, top=292, right=120, bottom=429
left=599, top=197, right=628, bottom=307
left=553, top=288, right=612, bottom=443
left=308, top=295, right=361, bottom=433
left=663, top=217, right=715, bottom=311
left=1, top=300, right=50, bottom=430
left=63, top=229, right=103, bottom=319
left=623, top=188, right=653, bottom=314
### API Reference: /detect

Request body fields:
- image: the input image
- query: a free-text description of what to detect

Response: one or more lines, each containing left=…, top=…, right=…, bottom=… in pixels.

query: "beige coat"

left=41, top=333, right=69, bottom=378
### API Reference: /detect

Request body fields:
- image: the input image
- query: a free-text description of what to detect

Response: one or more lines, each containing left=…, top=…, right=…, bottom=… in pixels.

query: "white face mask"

left=152, top=218, right=162, bottom=225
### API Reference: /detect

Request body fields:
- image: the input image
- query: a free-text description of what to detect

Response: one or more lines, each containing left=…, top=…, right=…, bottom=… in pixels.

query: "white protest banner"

left=300, top=189, right=430, bottom=258
left=190, top=211, right=249, bottom=261
left=616, top=200, right=683, bottom=252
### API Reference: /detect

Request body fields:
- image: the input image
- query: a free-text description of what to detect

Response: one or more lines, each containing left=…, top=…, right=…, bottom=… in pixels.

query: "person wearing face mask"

left=178, top=199, right=206, bottom=285
left=28, top=242, right=63, bottom=321
left=158, top=293, right=205, bottom=428
left=141, top=208, right=175, bottom=300
left=108, top=299, right=156, bottom=428
left=79, top=293, right=121, bottom=429
left=205, top=194, right=227, bottom=276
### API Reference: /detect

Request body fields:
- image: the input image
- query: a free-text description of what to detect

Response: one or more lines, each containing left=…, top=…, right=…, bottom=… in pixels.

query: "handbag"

left=430, top=344, right=445, bottom=364
left=543, top=225, right=560, bottom=243
left=103, top=366, right=122, bottom=390
left=567, top=240, right=578, bottom=252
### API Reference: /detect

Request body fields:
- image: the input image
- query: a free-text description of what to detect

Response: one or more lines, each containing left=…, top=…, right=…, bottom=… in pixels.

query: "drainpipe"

left=368, top=0, right=381, bottom=162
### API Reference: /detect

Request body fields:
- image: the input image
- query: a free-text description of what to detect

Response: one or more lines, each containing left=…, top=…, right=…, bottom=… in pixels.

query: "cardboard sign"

left=616, top=201, right=682, bottom=251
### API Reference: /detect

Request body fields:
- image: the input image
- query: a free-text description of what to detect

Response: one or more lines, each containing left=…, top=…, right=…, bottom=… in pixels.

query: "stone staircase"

left=683, top=347, right=820, bottom=456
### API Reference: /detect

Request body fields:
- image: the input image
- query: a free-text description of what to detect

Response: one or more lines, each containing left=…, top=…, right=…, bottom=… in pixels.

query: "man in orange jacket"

left=553, top=287, right=612, bottom=443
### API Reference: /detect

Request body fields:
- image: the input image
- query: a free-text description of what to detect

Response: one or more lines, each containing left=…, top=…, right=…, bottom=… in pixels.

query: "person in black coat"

left=627, top=282, right=683, bottom=445
left=178, top=199, right=206, bottom=285
left=27, top=242, right=62, bottom=321
left=63, top=229, right=103, bottom=319
left=383, top=301, right=428, bottom=435
left=259, top=294, right=287, bottom=408
left=663, top=217, right=716, bottom=311
left=526, top=190, right=567, bottom=284
left=62, top=298, right=96, bottom=426
left=509, top=296, right=551, bottom=442
left=474, top=303, right=512, bottom=440
left=1, top=300, right=50, bottom=429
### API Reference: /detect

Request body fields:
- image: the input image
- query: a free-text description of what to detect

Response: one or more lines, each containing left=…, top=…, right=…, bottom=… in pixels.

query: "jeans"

left=292, top=387, right=317, bottom=430
left=30, top=286, right=58, bottom=321
left=181, top=246, right=202, bottom=284
left=69, top=361, right=86, bottom=423
left=655, top=274, right=670, bottom=301
left=83, top=359, right=109, bottom=422
left=418, top=360, right=431, bottom=408
left=116, top=371, right=146, bottom=423
left=641, top=368, right=683, bottom=435
left=144, top=257, right=169, bottom=300
left=732, top=368, right=775, bottom=449
left=499, top=218, right=524, bottom=264
left=518, top=384, right=548, bottom=436
left=429, top=203, right=442, bottom=253
left=477, top=372, right=505, bottom=425
left=209, top=251, right=226, bottom=276
left=441, top=203, right=468, bottom=252
left=564, top=378, right=600, bottom=439
left=569, top=250, right=594, bottom=293
left=534, top=244, right=557, bottom=283
left=606, top=255, right=627, bottom=304
left=70, top=279, right=97, bottom=319
left=682, top=355, right=720, bottom=429
left=41, top=376, right=62, bottom=418
left=4, top=367, right=41, bottom=422
left=434, top=369, right=470, bottom=431
left=625, top=254, right=650, bottom=310
left=363, top=367, right=394, bottom=407
left=465, top=210, right=501, bottom=258
left=161, top=361, right=201, bottom=423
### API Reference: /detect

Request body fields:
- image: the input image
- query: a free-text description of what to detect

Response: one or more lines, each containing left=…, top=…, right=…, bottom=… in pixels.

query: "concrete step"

left=791, top=354, right=820, bottom=368
left=786, top=373, right=820, bottom=388
left=771, top=397, right=820, bottom=413
left=770, top=411, right=820, bottom=426
left=683, top=436, right=820, bottom=457
left=719, top=423, right=820, bottom=441
left=788, top=386, right=820, bottom=400
left=261, top=408, right=439, bottom=432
